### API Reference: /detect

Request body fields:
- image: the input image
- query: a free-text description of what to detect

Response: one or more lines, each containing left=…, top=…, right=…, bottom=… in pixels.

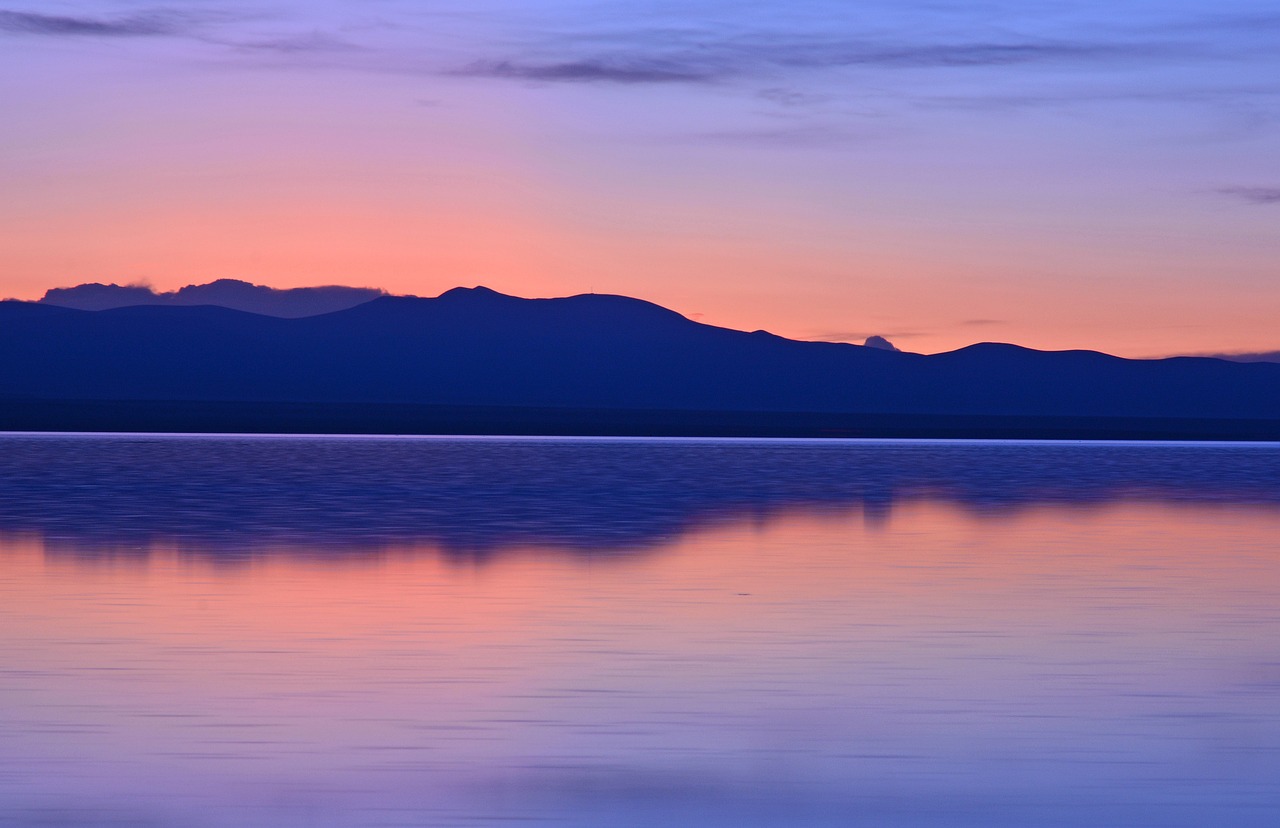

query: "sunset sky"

left=2, top=0, right=1278, bottom=356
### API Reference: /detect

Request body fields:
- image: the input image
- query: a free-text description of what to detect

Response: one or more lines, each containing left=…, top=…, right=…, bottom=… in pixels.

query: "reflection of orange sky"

left=8, top=500, right=1280, bottom=653
left=4, top=497, right=1280, bottom=804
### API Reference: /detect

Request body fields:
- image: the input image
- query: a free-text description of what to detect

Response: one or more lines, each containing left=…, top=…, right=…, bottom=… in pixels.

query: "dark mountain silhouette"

left=2, top=286, right=1279, bottom=438
left=39, top=279, right=384, bottom=317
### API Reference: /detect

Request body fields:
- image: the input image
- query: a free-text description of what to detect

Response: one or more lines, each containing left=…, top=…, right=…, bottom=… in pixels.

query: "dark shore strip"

left=1, top=399, right=1278, bottom=441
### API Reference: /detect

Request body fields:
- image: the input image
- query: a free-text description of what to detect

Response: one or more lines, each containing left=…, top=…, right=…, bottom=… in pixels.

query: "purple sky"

left=1, top=0, right=1278, bottom=354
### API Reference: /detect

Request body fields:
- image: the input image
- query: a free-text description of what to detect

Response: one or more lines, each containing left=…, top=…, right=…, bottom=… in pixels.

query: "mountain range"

left=3, top=284, right=1279, bottom=438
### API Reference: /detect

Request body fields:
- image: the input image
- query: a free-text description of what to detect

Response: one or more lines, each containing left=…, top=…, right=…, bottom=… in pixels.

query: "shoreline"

left=3, top=399, right=1278, bottom=442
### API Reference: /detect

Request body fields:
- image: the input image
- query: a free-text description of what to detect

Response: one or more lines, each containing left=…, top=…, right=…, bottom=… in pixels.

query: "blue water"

left=1, top=435, right=1278, bottom=827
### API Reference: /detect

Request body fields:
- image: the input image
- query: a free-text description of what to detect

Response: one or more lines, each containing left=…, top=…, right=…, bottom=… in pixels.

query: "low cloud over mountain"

left=39, top=279, right=385, bottom=318
left=1191, top=351, right=1280, bottom=364
left=863, top=335, right=900, bottom=352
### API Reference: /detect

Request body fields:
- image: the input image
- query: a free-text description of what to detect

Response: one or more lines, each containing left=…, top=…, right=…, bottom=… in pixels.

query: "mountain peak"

left=437, top=285, right=510, bottom=301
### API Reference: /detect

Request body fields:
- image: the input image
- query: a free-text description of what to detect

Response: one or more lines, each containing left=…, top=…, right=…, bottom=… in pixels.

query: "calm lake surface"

left=1, top=434, right=1279, bottom=827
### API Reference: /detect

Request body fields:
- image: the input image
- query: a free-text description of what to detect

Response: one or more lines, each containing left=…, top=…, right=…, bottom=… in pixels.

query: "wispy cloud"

left=1160, top=11, right=1280, bottom=34
left=774, top=39, right=1170, bottom=69
left=811, top=319, right=1006, bottom=344
left=453, top=59, right=716, bottom=84
left=231, top=31, right=363, bottom=55
left=684, top=123, right=883, bottom=149
left=452, top=34, right=1180, bottom=87
left=1218, top=186, right=1280, bottom=204
left=1178, top=349, right=1280, bottom=363
left=0, top=9, right=183, bottom=37
left=811, top=330, right=924, bottom=343
left=757, top=87, right=828, bottom=107
left=912, top=84, right=1280, bottom=113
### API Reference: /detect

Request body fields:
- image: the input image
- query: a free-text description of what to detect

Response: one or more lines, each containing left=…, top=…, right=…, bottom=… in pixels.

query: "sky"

left=1, top=0, right=1277, bottom=356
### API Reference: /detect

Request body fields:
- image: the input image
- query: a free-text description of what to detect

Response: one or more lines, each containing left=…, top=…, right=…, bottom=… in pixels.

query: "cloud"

left=232, top=31, right=363, bottom=55
left=757, top=86, right=828, bottom=107
left=863, top=335, right=900, bottom=352
left=811, top=321, right=1007, bottom=346
left=455, top=33, right=1179, bottom=87
left=784, top=40, right=1165, bottom=70
left=39, top=279, right=385, bottom=318
left=1218, top=186, right=1280, bottom=205
left=1162, top=11, right=1280, bottom=34
left=454, top=59, right=715, bottom=84
left=0, top=9, right=182, bottom=37
left=685, top=123, right=883, bottom=149
left=811, top=330, right=924, bottom=343
left=1186, top=350, right=1280, bottom=363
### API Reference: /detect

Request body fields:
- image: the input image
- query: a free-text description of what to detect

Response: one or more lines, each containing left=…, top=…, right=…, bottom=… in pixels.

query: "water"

left=1, top=434, right=1278, bottom=827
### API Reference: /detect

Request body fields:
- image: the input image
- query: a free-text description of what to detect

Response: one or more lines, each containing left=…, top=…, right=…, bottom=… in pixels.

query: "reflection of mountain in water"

left=2, top=436, right=1277, bottom=561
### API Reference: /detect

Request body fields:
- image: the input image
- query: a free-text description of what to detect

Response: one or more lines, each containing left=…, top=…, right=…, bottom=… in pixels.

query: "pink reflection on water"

left=1, top=500, right=1279, bottom=826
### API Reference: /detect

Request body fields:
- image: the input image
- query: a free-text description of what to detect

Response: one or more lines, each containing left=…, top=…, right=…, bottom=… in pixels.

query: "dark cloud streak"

left=1182, top=350, right=1280, bottom=363
left=231, top=31, right=364, bottom=55
left=1218, top=186, right=1280, bottom=205
left=770, top=40, right=1169, bottom=69
left=456, top=36, right=1180, bottom=86
left=757, top=86, right=828, bottom=107
left=0, top=9, right=182, bottom=37
left=684, top=123, right=882, bottom=149
left=455, top=59, right=716, bottom=84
